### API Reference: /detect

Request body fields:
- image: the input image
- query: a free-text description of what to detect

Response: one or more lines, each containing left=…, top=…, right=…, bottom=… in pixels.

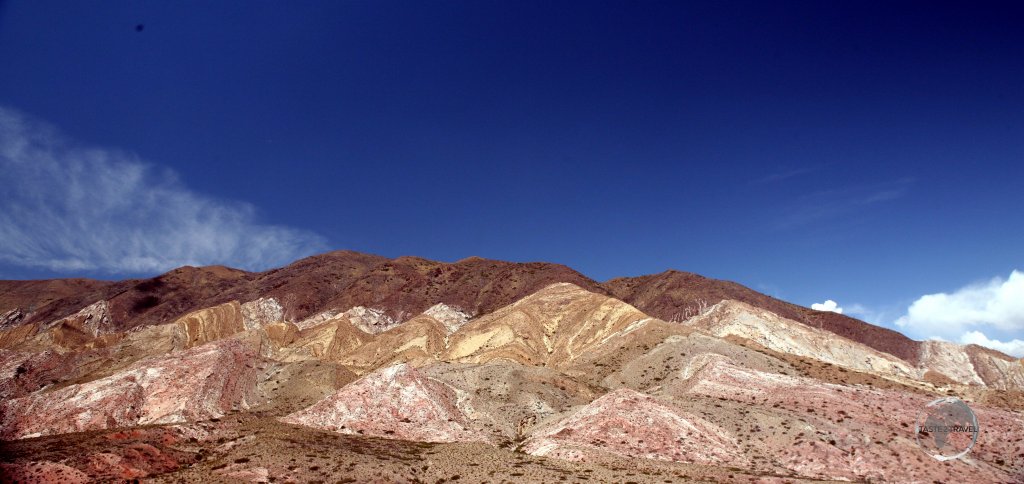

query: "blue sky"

left=0, top=2, right=1022, bottom=352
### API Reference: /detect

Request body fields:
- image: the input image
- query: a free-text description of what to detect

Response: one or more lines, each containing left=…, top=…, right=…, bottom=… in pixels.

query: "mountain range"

left=1, top=251, right=1021, bottom=482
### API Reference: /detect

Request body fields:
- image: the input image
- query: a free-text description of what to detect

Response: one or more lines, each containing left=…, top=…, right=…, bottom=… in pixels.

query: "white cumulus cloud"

left=811, top=299, right=843, bottom=314
left=896, top=270, right=1024, bottom=335
left=959, top=331, right=1024, bottom=358
left=0, top=106, right=327, bottom=274
left=895, top=270, right=1024, bottom=357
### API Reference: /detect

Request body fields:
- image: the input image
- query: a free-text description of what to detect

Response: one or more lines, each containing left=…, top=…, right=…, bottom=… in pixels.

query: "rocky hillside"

left=0, top=251, right=602, bottom=336
left=0, top=252, right=1021, bottom=482
left=606, top=270, right=922, bottom=363
left=1, top=252, right=930, bottom=365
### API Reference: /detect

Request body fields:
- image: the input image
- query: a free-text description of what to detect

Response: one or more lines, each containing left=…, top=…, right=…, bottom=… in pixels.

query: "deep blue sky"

left=1, top=1, right=1022, bottom=340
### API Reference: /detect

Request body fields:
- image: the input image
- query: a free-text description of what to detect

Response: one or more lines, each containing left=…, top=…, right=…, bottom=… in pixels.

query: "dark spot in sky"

left=135, top=24, right=144, bottom=32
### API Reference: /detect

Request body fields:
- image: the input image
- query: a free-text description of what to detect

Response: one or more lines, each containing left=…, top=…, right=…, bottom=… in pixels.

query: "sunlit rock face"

left=422, top=303, right=472, bottom=333
left=0, top=338, right=261, bottom=440
left=962, top=344, right=1024, bottom=389
left=281, top=314, right=370, bottom=362
left=686, top=300, right=922, bottom=380
left=343, top=306, right=399, bottom=334
left=0, top=300, right=116, bottom=352
left=0, top=253, right=1022, bottom=482
left=49, top=300, right=115, bottom=337
left=663, top=356, right=1023, bottom=482
left=294, top=309, right=342, bottom=330
left=523, top=388, right=748, bottom=466
left=444, top=283, right=655, bottom=368
left=281, top=363, right=491, bottom=444
left=169, top=301, right=246, bottom=349
left=918, top=340, right=986, bottom=386
left=336, top=313, right=449, bottom=372
left=241, top=297, right=285, bottom=331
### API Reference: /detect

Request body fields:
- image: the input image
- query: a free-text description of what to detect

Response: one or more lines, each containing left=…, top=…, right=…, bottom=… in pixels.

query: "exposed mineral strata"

left=0, top=252, right=1021, bottom=483
left=281, top=363, right=490, bottom=443
left=524, top=388, right=748, bottom=466
left=0, top=338, right=261, bottom=440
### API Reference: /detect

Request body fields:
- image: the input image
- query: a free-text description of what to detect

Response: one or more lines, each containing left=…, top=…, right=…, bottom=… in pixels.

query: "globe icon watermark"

left=914, top=397, right=979, bottom=461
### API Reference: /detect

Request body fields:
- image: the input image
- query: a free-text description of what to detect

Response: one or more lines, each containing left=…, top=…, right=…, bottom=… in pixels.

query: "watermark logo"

left=914, top=397, right=979, bottom=461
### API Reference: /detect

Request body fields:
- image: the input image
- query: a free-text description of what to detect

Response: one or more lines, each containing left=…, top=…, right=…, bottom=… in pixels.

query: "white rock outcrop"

left=241, top=298, right=285, bottom=331
left=344, top=306, right=398, bottom=334
left=422, top=303, right=472, bottom=334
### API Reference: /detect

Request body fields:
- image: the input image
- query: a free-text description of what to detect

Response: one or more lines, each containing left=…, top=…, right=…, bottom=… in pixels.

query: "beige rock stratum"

left=1, top=261, right=1021, bottom=483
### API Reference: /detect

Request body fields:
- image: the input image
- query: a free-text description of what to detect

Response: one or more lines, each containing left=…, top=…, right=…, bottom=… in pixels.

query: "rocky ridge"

left=0, top=252, right=1021, bottom=482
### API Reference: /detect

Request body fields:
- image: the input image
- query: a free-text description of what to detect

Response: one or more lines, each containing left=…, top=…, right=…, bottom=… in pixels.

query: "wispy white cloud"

left=810, top=299, right=843, bottom=314
left=895, top=270, right=1024, bottom=357
left=778, top=178, right=914, bottom=228
left=0, top=106, right=327, bottom=274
